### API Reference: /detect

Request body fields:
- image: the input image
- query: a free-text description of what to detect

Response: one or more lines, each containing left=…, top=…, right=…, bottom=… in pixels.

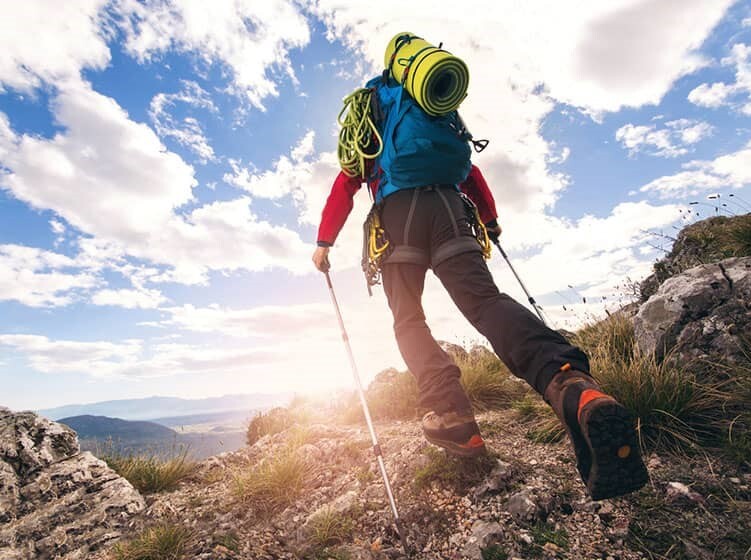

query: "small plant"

left=111, top=523, right=192, bottom=560
left=481, top=545, right=508, bottom=560
left=511, top=394, right=545, bottom=421
left=233, top=451, right=309, bottom=514
left=457, top=349, right=524, bottom=411
left=531, top=521, right=569, bottom=550
left=413, top=447, right=497, bottom=493
left=213, top=532, right=240, bottom=552
left=247, top=407, right=307, bottom=445
left=306, top=506, right=354, bottom=551
left=355, top=465, right=375, bottom=486
left=104, top=448, right=196, bottom=494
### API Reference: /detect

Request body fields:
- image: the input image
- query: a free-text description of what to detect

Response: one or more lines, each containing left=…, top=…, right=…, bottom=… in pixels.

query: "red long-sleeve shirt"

left=316, top=165, right=499, bottom=246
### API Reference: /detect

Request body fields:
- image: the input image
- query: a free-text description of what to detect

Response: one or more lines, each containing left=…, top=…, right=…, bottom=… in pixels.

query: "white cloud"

left=115, top=0, right=310, bottom=109
left=224, top=130, right=315, bottom=199
left=155, top=302, right=332, bottom=338
left=0, top=245, right=99, bottom=307
left=639, top=142, right=751, bottom=198
left=0, top=335, right=143, bottom=377
left=615, top=119, right=714, bottom=157
left=0, top=82, right=310, bottom=283
left=515, top=201, right=680, bottom=293
left=92, top=288, right=167, bottom=309
left=0, top=1, right=110, bottom=92
left=149, top=80, right=217, bottom=163
left=304, top=0, right=731, bottom=230
left=1, top=81, right=197, bottom=241
left=688, top=81, right=736, bottom=107
left=688, top=42, right=751, bottom=113
left=0, top=332, right=385, bottom=393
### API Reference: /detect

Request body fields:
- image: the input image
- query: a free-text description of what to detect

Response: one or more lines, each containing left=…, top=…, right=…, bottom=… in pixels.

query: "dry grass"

left=110, top=524, right=192, bottom=560
left=247, top=406, right=310, bottom=445
left=306, top=507, right=354, bottom=550
left=104, top=448, right=196, bottom=494
left=456, top=348, right=526, bottom=412
left=573, top=314, right=744, bottom=454
left=233, top=451, right=310, bottom=515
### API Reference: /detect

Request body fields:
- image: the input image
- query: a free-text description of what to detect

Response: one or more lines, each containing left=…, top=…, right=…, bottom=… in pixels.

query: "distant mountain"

left=59, top=415, right=177, bottom=441
left=58, top=414, right=247, bottom=459
left=39, top=392, right=292, bottom=422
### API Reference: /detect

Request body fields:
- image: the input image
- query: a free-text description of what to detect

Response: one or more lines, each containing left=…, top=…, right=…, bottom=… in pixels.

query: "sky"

left=2, top=0, right=751, bottom=411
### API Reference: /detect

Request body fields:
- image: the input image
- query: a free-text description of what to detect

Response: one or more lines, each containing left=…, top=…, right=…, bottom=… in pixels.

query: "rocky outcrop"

left=0, top=407, right=145, bottom=560
left=639, top=214, right=751, bottom=301
left=634, top=257, right=751, bottom=364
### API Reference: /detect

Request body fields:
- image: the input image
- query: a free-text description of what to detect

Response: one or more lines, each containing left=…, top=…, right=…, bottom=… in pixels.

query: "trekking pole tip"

left=395, top=519, right=412, bottom=557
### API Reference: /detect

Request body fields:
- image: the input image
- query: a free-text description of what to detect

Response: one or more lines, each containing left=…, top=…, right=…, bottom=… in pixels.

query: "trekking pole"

left=492, top=240, right=548, bottom=326
left=323, top=271, right=410, bottom=555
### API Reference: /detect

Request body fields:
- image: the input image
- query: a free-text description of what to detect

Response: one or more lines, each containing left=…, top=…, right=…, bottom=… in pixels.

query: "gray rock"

left=461, top=520, right=505, bottom=560
left=665, top=481, right=704, bottom=505
left=473, top=459, right=514, bottom=498
left=331, top=545, right=390, bottom=560
left=0, top=408, right=145, bottom=559
left=634, top=257, right=751, bottom=364
left=506, top=489, right=538, bottom=522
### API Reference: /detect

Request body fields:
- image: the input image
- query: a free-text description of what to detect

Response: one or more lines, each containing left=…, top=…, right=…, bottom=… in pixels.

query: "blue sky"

left=1, top=0, right=751, bottom=411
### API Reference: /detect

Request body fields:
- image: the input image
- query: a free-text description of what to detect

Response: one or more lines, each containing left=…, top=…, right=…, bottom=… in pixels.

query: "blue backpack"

left=367, top=76, right=475, bottom=203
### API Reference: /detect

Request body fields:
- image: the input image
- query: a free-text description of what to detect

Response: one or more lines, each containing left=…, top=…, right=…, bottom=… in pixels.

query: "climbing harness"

left=460, top=193, right=492, bottom=260
left=362, top=204, right=391, bottom=295
left=337, top=88, right=383, bottom=178
left=384, top=32, right=469, bottom=116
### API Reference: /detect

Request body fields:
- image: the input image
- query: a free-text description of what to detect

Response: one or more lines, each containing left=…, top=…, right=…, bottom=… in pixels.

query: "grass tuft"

left=247, top=406, right=309, bottom=446
left=573, top=314, right=743, bottom=453
left=306, top=507, right=354, bottom=550
left=413, top=446, right=498, bottom=493
left=104, top=448, right=196, bottom=494
left=233, top=451, right=309, bottom=515
left=111, top=523, right=192, bottom=560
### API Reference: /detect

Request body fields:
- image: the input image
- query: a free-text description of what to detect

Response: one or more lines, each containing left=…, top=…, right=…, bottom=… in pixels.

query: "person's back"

left=312, top=32, right=647, bottom=501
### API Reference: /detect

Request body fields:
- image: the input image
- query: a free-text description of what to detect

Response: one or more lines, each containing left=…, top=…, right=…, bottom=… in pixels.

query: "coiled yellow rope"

left=337, top=88, right=383, bottom=178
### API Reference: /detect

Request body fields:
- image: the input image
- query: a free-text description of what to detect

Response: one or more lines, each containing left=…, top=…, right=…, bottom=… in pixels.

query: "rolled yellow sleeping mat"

left=384, top=32, right=469, bottom=116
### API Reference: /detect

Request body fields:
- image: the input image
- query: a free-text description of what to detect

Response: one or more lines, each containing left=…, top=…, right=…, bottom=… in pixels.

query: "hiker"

left=312, top=34, right=647, bottom=501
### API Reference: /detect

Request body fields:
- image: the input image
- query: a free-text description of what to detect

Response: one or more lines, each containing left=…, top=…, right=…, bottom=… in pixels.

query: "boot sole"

left=582, top=400, right=648, bottom=500
left=423, top=433, right=487, bottom=458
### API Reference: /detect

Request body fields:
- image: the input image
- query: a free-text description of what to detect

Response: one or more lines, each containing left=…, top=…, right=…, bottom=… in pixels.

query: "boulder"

left=506, top=489, right=538, bottom=522
left=634, top=257, right=751, bottom=365
left=461, top=520, right=505, bottom=560
left=0, top=407, right=145, bottom=559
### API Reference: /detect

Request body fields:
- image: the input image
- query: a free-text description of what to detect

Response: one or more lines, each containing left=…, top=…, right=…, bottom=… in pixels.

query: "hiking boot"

left=544, top=365, right=648, bottom=500
left=421, top=410, right=487, bottom=457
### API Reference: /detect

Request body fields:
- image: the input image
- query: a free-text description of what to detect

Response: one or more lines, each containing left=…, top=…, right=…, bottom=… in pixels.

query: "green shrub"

left=104, top=448, right=196, bottom=494
left=111, top=524, right=192, bottom=560
left=233, top=451, right=309, bottom=514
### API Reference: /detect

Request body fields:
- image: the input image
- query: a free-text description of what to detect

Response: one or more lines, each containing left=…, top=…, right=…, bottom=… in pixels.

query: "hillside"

left=2, top=214, right=750, bottom=560
left=59, top=415, right=178, bottom=441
